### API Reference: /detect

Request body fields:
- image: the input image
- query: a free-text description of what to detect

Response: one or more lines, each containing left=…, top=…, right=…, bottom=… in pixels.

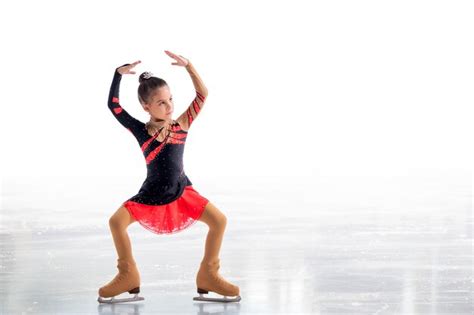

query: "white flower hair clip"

left=142, top=72, right=153, bottom=79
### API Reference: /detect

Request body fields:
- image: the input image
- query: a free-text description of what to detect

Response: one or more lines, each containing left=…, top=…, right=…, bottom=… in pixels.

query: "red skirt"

left=123, top=185, right=209, bottom=235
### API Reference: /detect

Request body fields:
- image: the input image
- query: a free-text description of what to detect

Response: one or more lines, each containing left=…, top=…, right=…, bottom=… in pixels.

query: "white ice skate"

left=97, top=287, right=145, bottom=304
left=193, top=288, right=241, bottom=303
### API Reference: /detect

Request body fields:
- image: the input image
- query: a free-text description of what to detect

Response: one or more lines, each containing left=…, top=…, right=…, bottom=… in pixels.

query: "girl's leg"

left=196, top=201, right=239, bottom=297
left=108, top=205, right=137, bottom=262
left=98, top=205, right=140, bottom=299
left=197, top=201, right=227, bottom=263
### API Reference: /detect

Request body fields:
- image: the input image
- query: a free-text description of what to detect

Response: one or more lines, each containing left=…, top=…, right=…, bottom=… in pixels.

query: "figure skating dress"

left=107, top=66, right=209, bottom=234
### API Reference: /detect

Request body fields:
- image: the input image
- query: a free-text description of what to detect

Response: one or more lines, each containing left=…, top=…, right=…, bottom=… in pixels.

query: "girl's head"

left=138, top=72, right=174, bottom=121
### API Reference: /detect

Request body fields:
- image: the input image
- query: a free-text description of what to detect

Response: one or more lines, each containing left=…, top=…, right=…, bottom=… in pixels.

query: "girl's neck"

left=149, top=117, right=172, bottom=124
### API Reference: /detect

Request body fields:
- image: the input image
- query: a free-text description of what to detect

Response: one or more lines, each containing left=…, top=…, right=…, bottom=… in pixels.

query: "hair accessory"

left=143, top=72, right=153, bottom=79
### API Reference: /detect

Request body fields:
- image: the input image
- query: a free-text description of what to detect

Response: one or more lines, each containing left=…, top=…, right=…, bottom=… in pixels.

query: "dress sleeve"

left=108, top=65, right=144, bottom=135
left=176, top=90, right=206, bottom=131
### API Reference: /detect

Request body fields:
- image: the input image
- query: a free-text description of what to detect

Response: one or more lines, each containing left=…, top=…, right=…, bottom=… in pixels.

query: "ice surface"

left=0, top=173, right=472, bottom=314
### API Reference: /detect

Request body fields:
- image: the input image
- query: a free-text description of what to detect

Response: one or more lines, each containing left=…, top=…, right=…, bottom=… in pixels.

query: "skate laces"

left=104, top=260, right=136, bottom=288
left=108, top=269, right=128, bottom=286
left=213, top=272, right=235, bottom=289
left=201, top=260, right=236, bottom=290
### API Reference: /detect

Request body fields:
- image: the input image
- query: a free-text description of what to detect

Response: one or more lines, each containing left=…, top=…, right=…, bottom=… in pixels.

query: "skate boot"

left=97, top=259, right=144, bottom=304
left=193, top=259, right=241, bottom=302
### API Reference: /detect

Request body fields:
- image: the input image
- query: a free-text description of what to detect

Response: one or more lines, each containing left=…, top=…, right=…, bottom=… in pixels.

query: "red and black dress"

left=107, top=65, right=209, bottom=234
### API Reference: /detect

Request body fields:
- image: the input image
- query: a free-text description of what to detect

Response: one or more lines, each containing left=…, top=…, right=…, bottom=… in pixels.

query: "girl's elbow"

left=199, top=88, right=209, bottom=98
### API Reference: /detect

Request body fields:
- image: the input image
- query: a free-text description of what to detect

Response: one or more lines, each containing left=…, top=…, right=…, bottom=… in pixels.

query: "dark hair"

left=138, top=72, right=168, bottom=104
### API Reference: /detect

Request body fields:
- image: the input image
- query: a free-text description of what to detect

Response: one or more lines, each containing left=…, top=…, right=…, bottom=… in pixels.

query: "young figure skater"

left=98, top=50, right=240, bottom=303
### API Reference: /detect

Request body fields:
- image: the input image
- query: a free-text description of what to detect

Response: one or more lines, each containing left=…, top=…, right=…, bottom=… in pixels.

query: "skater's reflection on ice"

left=97, top=302, right=143, bottom=315
left=194, top=301, right=241, bottom=315
left=95, top=296, right=242, bottom=315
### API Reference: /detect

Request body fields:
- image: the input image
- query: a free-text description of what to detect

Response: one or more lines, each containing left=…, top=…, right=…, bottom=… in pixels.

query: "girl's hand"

left=117, top=60, right=141, bottom=75
left=164, top=50, right=189, bottom=67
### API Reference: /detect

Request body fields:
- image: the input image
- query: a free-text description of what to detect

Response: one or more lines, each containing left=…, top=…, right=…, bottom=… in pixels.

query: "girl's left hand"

left=164, top=50, right=189, bottom=67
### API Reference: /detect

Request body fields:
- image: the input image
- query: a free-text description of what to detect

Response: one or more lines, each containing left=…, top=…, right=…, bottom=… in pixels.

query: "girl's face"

left=143, top=86, right=174, bottom=121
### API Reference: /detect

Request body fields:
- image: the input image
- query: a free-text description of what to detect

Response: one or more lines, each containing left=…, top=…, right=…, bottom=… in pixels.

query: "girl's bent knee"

left=109, top=215, right=126, bottom=230
left=220, top=213, right=227, bottom=226
left=200, top=202, right=228, bottom=229
left=108, top=206, right=135, bottom=230
left=212, top=213, right=227, bottom=230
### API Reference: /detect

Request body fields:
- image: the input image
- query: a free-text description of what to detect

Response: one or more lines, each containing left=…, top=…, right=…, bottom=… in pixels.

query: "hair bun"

left=139, top=71, right=154, bottom=83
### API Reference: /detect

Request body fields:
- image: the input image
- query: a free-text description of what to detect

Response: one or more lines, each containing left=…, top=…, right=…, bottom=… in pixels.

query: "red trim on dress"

left=123, top=186, right=209, bottom=235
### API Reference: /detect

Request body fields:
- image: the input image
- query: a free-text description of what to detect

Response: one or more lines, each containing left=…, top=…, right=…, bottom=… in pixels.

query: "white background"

left=1, top=0, right=472, bottom=179
left=0, top=2, right=472, bottom=313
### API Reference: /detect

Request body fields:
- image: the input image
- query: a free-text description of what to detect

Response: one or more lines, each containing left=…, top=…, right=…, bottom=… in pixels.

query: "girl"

left=98, top=50, right=240, bottom=303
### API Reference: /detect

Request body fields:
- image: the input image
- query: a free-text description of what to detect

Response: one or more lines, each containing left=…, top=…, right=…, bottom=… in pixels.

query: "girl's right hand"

left=117, top=60, right=141, bottom=75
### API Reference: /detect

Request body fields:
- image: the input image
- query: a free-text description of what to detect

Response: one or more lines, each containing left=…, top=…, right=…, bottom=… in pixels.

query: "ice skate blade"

left=193, top=293, right=241, bottom=303
left=97, top=294, right=144, bottom=304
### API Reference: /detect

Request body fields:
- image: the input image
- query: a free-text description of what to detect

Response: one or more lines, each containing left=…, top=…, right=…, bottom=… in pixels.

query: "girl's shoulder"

left=173, top=118, right=189, bottom=133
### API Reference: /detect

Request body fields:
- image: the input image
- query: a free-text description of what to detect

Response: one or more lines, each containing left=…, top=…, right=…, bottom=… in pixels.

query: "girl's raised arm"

left=164, top=51, right=208, bottom=131
left=176, top=62, right=208, bottom=131
left=108, top=62, right=144, bottom=135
